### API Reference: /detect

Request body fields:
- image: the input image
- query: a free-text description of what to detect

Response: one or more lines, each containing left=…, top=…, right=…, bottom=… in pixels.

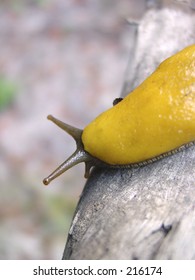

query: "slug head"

left=43, top=115, right=102, bottom=185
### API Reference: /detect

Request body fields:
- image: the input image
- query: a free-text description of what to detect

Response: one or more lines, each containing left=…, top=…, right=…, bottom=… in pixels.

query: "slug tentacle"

left=43, top=149, right=89, bottom=185
left=43, top=115, right=100, bottom=185
left=47, top=115, right=83, bottom=146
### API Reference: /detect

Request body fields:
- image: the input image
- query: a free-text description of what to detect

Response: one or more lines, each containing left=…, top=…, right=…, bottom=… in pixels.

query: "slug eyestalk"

left=43, top=115, right=99, bottom=185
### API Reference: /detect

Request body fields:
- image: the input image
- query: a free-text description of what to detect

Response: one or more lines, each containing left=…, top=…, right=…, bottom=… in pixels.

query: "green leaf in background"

left=0, top=78, right=17, bottom=111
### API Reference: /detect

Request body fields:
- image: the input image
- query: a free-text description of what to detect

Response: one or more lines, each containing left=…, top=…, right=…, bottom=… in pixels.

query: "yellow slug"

left=43, top=44, right=195, bottom=185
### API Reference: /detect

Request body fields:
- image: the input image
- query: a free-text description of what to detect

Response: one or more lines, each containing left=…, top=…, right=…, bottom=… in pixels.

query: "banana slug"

left=43, top=44, right=195, bottom=185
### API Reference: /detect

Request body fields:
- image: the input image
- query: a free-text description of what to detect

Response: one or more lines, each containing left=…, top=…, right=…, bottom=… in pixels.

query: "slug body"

left=43, top=45, right=195, bottom=185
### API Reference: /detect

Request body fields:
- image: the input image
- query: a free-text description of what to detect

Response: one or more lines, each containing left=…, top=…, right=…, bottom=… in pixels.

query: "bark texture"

left=63, top=7, right=195, bottom=260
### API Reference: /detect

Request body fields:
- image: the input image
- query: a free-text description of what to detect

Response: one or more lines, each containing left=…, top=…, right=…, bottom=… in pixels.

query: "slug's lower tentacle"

left=43, top=149, right=89, bottom=185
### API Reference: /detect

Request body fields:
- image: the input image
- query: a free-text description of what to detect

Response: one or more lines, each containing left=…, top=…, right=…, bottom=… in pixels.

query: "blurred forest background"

left=0, top=0, right=193, bottom=259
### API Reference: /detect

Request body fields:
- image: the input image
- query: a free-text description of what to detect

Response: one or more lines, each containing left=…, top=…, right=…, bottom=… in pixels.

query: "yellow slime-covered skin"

left=82, top=45, right=195, bottom=165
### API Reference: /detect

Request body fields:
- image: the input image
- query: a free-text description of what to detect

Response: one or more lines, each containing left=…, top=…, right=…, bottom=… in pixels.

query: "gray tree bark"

left=63, top=6, right=195, bottom=260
